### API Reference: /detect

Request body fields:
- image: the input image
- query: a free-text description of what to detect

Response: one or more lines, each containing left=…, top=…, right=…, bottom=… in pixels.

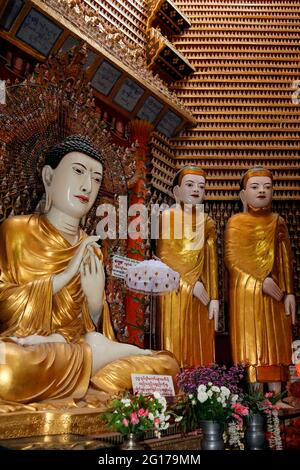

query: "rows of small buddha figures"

left=0, top=135, right=297, bottom=407
left=150, top=129, right=300, bottom=201
left=170, top=0, right=300, bottom=209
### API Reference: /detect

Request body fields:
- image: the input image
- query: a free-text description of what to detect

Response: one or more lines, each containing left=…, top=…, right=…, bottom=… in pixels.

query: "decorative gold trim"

left=0, top=408, right=108, bottom=440
left=147, top=0, right=191, bottom=34
left=33, top=0, right=194, bottom=122
left=147, top=28, right=195, bottom=79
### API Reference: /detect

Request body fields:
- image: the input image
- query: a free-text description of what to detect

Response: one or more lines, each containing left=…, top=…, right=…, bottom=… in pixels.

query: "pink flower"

left=261, top=399, right=272, bottom=408
left=232, top=413, right=243, bottom=426
left=264, top=392, right=274, bottom=398
left=122, top=418, right=129, bottom=426
left=231, top=403, right=249, bottom=416
left=130, top=412, right=139, bottom=425
left=138, top=408, right=149, bottom=417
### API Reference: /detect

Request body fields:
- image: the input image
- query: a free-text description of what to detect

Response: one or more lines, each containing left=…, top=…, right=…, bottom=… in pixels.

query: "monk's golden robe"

left=0, top=215, right=179, bottom=402
left=225, top=208, right=293, bottom=382
left=156, top=207, right=218, bottom=368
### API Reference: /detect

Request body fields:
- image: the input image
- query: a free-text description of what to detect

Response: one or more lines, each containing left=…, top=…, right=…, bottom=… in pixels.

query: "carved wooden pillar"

left=125, top=119, right=154, bottom=346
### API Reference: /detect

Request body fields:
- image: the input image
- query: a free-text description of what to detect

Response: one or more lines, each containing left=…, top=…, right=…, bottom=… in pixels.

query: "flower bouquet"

left=241, top=388, right=286, bottom=450
left=100, top=391, right=181, bottom=440
left=174, top=364, right=249, bottom=449
left=173, top=382, right=248, bottom=449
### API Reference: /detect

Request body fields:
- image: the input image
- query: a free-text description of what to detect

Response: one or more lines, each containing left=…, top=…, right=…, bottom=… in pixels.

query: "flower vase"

left=119, top=433, right=149, bottom=450
left=245, top=414, right=266, bottom=450
left=200, top=421, right=225, bottom=450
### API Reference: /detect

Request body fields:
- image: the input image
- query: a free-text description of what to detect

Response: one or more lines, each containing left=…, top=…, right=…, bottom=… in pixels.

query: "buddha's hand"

left=208, top=300, right=219, bottom=331
left=193, top=281, right=210, bottom=306
left=284, top=294, right=296, bottom=324
left=52, top=235, right=100, bottom=294
left=80, top=245, right=105, bottom=325
left=10, top=334, right=66, bottom=346
left=262, top=277, right=284, bottom=302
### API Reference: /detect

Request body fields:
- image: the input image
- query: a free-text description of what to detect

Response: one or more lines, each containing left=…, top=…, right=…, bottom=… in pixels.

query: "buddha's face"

left=43, top=151, right=103, bottom=218
left=173, top=174, right=205, bottom=205
left=242, top=176, right=273, bottom=209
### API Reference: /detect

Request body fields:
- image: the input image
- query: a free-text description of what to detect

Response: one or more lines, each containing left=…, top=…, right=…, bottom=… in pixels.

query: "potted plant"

left=100, top=391, right=182, bottom=449
left=174, top=365, right=248, bottom=450
left=242, top=388, right=286, bottom=450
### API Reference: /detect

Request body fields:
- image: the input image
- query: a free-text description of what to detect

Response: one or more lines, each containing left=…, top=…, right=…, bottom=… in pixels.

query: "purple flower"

left=176, top=364, right=245, bottom=395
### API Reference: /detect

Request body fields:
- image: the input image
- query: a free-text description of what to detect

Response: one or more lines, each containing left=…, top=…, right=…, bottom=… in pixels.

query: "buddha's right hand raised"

left=262, top=277, right=284, bottom=302
left=52, top=235, right=100, bottom=294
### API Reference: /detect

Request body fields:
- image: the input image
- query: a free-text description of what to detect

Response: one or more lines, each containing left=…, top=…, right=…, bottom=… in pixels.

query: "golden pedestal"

left=0, top=408, right=201, bottom=450
left=0, top=407, right=108, bottom=440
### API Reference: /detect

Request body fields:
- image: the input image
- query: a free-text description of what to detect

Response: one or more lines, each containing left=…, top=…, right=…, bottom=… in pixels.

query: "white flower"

left=266, top=410, right=283, bottom=450
left=211, top=385, right=220, bottom=393
left=208, top=382, right=212, bottom=386
left=220, top=386, right=230, bottom=397
left=160, top=422, right=170, bottom=430
left=153, top=391, right=162, bottom=399
left=197, top=384, right=207, bottom=392
left=175, top=416, right=183, bottom=422
left=227, top=420, right=244, bottom=450
left=148, top=412, right=154, bottom=421
left=231, top=394, right=238, bottom=403
left=207, top=390, right=213, bottom=398
left=197, top=391, right=208, bottom=403
left=121, top=398, right=131, bottom=407
left=158, top=396, right=167, bottom=412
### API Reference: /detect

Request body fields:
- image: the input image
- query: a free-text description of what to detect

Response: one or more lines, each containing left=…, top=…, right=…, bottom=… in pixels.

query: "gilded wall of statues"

left=3, top=0, right=299, bottom=327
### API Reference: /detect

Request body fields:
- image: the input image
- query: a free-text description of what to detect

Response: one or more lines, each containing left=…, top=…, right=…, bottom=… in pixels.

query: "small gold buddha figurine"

left=0, top=135, right=179, bottom=403
left=156, top=165, right=219, bottom=368
left=225, top=166, right=296, bottom=392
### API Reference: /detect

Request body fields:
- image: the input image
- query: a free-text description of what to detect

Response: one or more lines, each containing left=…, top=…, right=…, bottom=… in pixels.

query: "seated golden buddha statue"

left=225, top=166, right=296, bottom=393
left=0, top=135, right=179, bottom=403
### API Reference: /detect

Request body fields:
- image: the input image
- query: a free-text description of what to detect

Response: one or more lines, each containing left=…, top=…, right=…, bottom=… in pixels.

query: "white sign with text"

left=131, top=374, right=175, bottom=397
left=112, top=255, right=140, bottom=279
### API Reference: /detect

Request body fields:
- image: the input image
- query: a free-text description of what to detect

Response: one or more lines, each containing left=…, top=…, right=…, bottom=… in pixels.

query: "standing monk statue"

left=225, top=166, right=296, bottom=392
left=0, top=135, right=179, bottom=402
left=156, top=165, right=219, bottom=368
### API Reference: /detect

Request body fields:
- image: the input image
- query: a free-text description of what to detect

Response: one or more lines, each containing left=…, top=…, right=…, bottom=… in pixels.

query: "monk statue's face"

left=173, top=174, right=205, bottom=205
left=241, top=176, right=273, bottom=209
left=43, top=151, right=103, bottom=218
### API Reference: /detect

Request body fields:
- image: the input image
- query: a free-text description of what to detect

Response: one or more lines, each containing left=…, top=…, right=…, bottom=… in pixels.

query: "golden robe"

left=225, top=209, right=293, bottom=382
left=0, top=215, right=179, bottom=402
left=156, top=207, right=218, bottom=368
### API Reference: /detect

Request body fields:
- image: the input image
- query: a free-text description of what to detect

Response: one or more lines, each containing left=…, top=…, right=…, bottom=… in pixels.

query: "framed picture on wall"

left=91, top=60, right=122, bottom=96
left=0, top=0, right=24, bottom=31
left=16, top=8, right=63, bottom=57
left=137, top=96, right=164, bottom=123
left=113, top=78, right=144, bottom=112
left=156, top=110, right=182, bottom=137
